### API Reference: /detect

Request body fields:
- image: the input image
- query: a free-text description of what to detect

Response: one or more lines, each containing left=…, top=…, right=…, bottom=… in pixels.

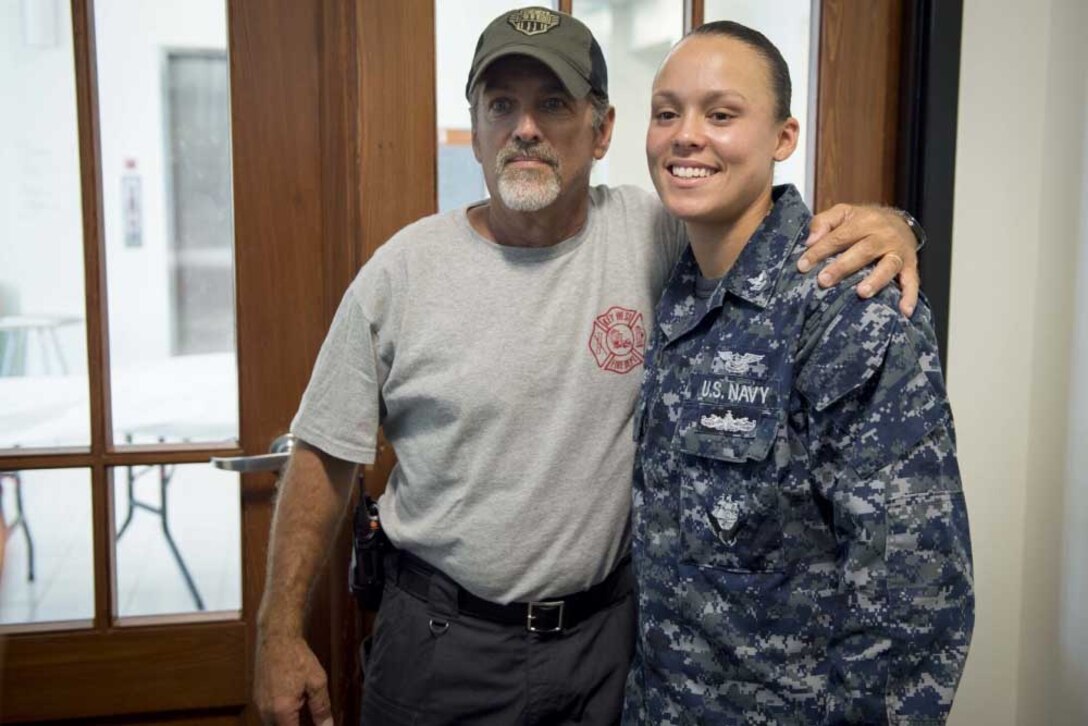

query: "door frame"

left=0, top=0, right=363, bottom=722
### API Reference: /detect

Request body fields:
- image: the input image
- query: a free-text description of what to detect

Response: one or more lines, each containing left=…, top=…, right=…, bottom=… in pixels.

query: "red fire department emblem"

left=588, top=306, right=646, bottom=374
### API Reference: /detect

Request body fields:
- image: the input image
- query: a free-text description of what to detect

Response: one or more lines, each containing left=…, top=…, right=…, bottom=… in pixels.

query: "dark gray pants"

left=360, top=560, right=636, bottom=726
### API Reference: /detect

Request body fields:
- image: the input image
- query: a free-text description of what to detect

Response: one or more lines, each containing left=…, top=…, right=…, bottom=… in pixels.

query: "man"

left=254, top=8, right=923, bottom=725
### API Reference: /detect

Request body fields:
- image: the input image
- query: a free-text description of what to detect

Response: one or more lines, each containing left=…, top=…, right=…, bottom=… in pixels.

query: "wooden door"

left=813, top=0, right=905, bottom=210
left=0, top=0, right=397, bottom=723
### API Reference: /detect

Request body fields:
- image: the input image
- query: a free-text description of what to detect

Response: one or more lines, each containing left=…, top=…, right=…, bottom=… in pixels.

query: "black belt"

left=390, top=550, right=632, bottom=634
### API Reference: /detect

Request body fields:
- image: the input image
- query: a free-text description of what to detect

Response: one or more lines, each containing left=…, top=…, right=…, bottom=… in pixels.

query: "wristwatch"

left=894, top=208, right=927, bottom=252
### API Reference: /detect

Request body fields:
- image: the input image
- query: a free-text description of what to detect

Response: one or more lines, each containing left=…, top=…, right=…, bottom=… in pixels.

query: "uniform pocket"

left=674, top=415, right=785, bottom=573
left=671, top=371, right=780, bottom=463
left=672, top=400, right=777, bottom=463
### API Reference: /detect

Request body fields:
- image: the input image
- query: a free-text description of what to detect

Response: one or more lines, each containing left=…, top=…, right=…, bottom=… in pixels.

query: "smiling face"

left=646, top=35, right=798, bottom=229
left=472, top=56, right=613, bottom=214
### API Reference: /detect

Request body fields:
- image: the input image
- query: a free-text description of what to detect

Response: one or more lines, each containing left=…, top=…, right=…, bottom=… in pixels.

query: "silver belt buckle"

left=526, top=600, right=565, bottom=633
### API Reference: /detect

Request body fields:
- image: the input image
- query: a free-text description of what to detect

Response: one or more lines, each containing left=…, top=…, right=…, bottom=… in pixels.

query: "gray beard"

left=495, top=167, right=562, bottom=212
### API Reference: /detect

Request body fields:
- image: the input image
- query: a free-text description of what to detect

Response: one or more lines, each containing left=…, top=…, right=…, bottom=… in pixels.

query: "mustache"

left=496, top=142, right=559, bottom=169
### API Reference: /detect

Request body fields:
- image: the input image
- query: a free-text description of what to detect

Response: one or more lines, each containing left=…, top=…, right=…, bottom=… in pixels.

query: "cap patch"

left=507, top=9, right=560, bottom=36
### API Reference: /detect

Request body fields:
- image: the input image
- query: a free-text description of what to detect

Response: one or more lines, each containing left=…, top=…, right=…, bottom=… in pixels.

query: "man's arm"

left=798, top=204, right=922, bottom=317
left=253, top=440, right=358, bottom=726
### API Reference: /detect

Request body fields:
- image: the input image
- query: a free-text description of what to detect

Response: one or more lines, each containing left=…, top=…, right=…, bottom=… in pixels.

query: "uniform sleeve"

left=290, top=286, right=383, bottom=464
left=796, top=295, right=974, bottom=724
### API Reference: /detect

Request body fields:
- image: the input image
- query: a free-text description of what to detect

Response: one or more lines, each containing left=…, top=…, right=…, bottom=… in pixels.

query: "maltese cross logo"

left=588, top=306, right=646, bottom=374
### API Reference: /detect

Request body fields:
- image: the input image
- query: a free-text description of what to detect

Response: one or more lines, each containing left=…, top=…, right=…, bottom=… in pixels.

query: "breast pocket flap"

left=673, top=401, right=778, bottom=463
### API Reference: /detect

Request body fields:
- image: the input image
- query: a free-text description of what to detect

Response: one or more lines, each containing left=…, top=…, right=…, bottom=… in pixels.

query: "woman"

left=624, top=22, right=974, bottom=725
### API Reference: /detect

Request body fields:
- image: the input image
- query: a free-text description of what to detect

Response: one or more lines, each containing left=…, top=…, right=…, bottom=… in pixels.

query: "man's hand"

left=253, top=442, right=355, bottom=724
left=254, top=634, right=334, bottom=726
left=797, top=204, right=920, bottom=316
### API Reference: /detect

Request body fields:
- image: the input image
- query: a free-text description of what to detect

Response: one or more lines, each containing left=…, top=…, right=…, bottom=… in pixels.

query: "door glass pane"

left=0, top=468, right=94, bottom=627
left=703, top=0, right=817, bottom=203
left=435, top=1, right=560, bottom=212
left=0, top=0, right=91, bottom=450
left=94, top=0, right=238, bottom=446
left=112, top=463, right=240, bottom=618
left=579, top=0, right=686, bottom=194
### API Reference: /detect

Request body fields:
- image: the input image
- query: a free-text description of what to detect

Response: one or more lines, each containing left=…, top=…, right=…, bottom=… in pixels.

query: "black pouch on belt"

left=350, top=480, right=388, bottom=611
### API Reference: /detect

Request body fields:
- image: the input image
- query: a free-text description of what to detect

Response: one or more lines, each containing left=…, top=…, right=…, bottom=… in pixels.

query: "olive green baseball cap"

left=465, top=7, right=608, bottom=101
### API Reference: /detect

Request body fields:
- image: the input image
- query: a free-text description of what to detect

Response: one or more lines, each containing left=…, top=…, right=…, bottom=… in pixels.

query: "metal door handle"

left=211, top=433, right=295, bottom=472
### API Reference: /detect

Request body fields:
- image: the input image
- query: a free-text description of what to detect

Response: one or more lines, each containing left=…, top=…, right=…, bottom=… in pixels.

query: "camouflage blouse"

left=623, top=185, right=974, bottom=725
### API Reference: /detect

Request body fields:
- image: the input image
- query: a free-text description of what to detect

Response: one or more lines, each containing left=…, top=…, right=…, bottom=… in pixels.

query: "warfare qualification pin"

left=710, top=497, right=743, bottom=544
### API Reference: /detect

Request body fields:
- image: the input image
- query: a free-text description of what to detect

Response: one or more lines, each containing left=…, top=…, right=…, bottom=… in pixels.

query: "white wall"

left=1016, top=0, right=1088, bottom=722
left=947, top=0, right=1088, bottom=723
left=94, top=0, right=227, bottom=368
left=1061, top=109, right=1088, bottom=722
left=0, top=0, right=227, bottom=375
left=703, top=0, right=814, bottom=203
left=0, top=0, right=87, bottom=373
left=435, top=0, right=526, bottom=131
left=582, top=0, right=683, bottom=194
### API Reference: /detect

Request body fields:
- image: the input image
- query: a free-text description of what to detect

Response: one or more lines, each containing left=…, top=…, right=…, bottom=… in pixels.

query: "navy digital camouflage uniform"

left=623, top=185, right=974, bottom=725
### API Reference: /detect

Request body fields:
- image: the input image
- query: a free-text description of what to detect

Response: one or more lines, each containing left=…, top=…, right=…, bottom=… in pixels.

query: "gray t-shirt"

left=292, top=184, right=684, bottom=603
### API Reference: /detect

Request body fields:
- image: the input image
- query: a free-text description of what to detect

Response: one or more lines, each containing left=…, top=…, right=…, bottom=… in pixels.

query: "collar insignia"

left=719, top=350, right=765, bottom=375
left=747, top=271, right=769, bottom=292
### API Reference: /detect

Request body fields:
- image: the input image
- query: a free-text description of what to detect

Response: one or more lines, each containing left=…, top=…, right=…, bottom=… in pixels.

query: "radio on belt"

left=350, top=477, right=388, bottom=612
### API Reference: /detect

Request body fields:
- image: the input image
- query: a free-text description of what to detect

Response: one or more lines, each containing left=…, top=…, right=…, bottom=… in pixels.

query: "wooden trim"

left=327, top=487, right=361, bottom=724
left=325, top=3, right=437, bottom=722
left=71, top=0, right=116, bottom=632
left=0, top=619, right=95, bottom=636
left=0, top=609, right=239, bottom=637
left=0, top=622, right=247, bottom=723
left=0, top=444, right=242, bottom=471
left=0, top=448, right=246, bottom=473
left=0, top=448, right=92, bottom=469
left=559, top=0, right=573, bottom=15
left=71, top=0, right=112, bottom=460
left=320, top=0, right=362, bottom=318
left=108, top=440, right=242, bottom=455
left=814, top=0, right=903, bottom=210
left=88, top=708, right=243, bottom=726
left=0, top=447, right=243, bottom=474
left=229, top=0, right=329, bottom=491
left=227, top=3, right=334, bottom=725
left=113, top=610, right=241, bottom=628
left=688, top=0, right=704, bottom=31
left=355, top=0, right=431, bottom=499
left=105, top=444, right=244, bottom=465
left=311, top=1, right=363, bottom=722
left=358, top=0, right=436, bottom=261
left=90, top=709, right=243, bottom=726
